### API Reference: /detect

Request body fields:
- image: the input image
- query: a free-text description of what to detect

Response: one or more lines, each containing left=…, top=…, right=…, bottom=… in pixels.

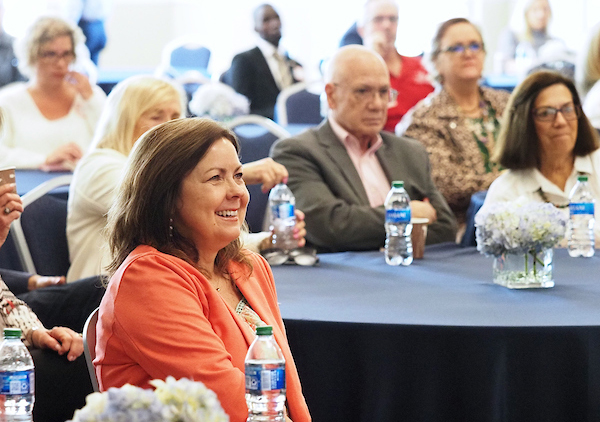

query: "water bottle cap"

left=577, top=175, right=589, bottom=182
left=256, top=326, right=273, bottom=336
left=392, top=181, right=404, bottom=188
left=3, top=328, right=21, bottom=338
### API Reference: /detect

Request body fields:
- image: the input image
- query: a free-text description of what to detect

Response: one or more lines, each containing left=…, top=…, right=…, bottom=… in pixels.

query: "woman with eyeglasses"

left=399, top=18, right=509, bottom=240
left=483, top=71, right=600, bottom=241
left=0, top=15, right=105, bottom=170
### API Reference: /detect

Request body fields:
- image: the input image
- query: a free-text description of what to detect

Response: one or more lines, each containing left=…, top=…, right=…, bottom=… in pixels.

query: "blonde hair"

left=93, top=75, right=186, bottom=156
left=577, top=23, right=600, bottom=98
left=16, top=15, right=84, bottom=77
left=508, top=0, right=552, bottom=43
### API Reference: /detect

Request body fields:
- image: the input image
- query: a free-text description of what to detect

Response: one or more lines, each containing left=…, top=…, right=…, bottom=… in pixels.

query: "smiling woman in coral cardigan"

left=94, top=118, right=311, bottom=422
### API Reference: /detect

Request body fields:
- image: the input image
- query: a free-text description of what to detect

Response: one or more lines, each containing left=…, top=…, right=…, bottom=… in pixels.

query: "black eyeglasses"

left=261, top=247, right=319, bottom=266
left=531, top=103, right=581, bottom=122
left=441, top=42, right=484, bottom=54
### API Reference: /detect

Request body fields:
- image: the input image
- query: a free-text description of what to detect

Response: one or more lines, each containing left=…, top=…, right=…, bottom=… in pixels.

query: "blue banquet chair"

left=226, top=116, right=291, bottom=232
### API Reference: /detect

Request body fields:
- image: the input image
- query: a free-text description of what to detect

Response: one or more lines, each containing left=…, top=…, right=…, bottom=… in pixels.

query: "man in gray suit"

left=271, top=45, right=457, bottom=252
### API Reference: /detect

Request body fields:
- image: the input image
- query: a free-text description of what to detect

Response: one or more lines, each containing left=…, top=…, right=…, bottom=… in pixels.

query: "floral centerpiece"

left=68, top=376, right=229, bottom=422
left=189, top=81, right=249, bottom=121
left=475, top=200, right=567, bottom=289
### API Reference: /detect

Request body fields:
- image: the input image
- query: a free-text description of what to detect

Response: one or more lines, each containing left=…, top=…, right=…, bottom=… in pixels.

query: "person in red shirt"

left=358, top=0, right=434, bottom=132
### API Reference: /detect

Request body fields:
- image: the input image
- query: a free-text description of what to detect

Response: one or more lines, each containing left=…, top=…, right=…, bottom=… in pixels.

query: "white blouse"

left=0, top=82, right=105, bottom=169
left=483, top=149, right=600, bottom=241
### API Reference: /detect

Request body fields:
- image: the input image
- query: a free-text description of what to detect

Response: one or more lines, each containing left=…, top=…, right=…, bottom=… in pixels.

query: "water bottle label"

left=245, top=367, right=285, bottom=392
left=569, top=202, right=595, bottom=215
left=0, top=370, right=34, bottom=395
left=386, top=209, right=411, bottom=223
left=272, top=203, right=295, bottom=219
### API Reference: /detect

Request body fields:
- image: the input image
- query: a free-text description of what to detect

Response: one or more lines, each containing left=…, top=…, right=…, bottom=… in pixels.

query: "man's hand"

left=410, top=199, right=437, bottom=224
left=243, top=158, right=289, bottom=193
left=32, top=327, right=84, bottom=361
left=369, top=31, right=395, bottom=57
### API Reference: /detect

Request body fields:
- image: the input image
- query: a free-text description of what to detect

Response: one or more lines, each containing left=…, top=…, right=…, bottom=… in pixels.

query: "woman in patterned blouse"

left=0, top=182, right=82, bottom=357
left=399, top=18, right=510, bottom=239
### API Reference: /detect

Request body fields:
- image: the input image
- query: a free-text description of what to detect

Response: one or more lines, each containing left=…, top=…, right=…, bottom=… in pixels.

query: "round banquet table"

left=272, top=243, right=600, bottom=422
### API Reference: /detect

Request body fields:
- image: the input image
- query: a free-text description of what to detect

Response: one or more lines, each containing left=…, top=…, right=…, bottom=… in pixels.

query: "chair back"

left=276, top=82, right=323, bottom=126
left=10, top=175, right=72, bottom=275
left=159, top=37, right=211, bottom=78
left=226, top=116, right=291, bottom=232
left=83, top=307, right=100, bottom=392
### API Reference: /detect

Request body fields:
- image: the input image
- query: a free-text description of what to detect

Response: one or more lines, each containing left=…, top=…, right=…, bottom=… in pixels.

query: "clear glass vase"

left=493, top=248, right=554, bottom=289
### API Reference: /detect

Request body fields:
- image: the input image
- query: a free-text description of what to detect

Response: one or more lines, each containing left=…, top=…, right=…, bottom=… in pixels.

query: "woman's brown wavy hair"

left=105, top=117, right=251, bottom=278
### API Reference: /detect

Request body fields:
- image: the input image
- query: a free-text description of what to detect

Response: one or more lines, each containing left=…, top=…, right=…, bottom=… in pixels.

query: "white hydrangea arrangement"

left=189, top=82, right=249, bottom=121
left=69, top=376, right=229, bottom=422
left=475, top=200, right=568, bottom=257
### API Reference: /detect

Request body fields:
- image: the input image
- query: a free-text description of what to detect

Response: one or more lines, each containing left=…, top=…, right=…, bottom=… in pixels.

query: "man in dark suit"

left=271, top=45, right=457, bottom=252
left=223, top=4, right=301, bottom=120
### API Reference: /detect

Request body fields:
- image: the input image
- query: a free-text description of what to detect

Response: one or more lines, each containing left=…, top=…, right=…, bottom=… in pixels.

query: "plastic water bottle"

left=245, top=326, right=286, bottom=422
left=568, top=175, right=595, bottom=257
left=269, top=183, right=296, bottom=251
left=385, top=181, right=413, bottom=266
left=0, top=329, right=34, bottom=422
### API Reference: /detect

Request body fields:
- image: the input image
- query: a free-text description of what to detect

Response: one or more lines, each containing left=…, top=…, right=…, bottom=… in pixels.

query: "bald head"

left=325, top=45, right=388, bottom=85
left=325, top=45, right=390, bottom=146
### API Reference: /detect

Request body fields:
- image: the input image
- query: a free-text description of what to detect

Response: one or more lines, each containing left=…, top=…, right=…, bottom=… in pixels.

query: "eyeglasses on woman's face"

left=38, top=50, right=75, bottom=64
left=441, top=41, right=484, bottom=55
left=531, top=103, right=581, bottom=122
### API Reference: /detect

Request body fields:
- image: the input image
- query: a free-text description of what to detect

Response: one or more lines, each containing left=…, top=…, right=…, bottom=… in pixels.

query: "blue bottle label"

left=245, top=367, right=285, bottom=392
left=569, top=202, right=595, bottom=215
left=272, top=203, right=295, bottom=219
left=0, top=370, right=34, bottom=395
left=386, top=209, right=411, bottom=223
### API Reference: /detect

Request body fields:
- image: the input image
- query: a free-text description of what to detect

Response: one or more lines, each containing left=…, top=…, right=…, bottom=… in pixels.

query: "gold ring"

left=3, top=207, right=10, bottom=215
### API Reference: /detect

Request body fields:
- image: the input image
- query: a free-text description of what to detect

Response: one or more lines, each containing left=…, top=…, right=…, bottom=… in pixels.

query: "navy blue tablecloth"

left=273, top=244, right=600, bottom=422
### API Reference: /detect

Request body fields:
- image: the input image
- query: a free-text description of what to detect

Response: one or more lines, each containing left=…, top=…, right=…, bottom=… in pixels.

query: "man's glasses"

left=532, top=103, right=581, bottom=122
left=334, top=84, right=398, bottom=105
left=371, top=15, right=399, bottom=25
left=38, top=50, right=75, bottom=64
left=441, top=42, right=484, bottom=54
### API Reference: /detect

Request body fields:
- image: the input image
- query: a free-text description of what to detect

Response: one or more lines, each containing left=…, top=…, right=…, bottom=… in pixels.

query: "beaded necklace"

left=460, top=100, right=500, bottom=173
left=536, top=188, right=569, bottom=209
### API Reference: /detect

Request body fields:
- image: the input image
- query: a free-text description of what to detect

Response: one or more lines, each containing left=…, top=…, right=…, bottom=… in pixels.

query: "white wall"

left=4, top=0, right=600, bottom=79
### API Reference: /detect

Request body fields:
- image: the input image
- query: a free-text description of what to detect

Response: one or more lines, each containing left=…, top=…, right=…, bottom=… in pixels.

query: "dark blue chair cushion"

left=235, top=126, right=280, bottom=232
left=20, top=195, right=70, bottom=276
left=285, top=89, right=322, bottom=125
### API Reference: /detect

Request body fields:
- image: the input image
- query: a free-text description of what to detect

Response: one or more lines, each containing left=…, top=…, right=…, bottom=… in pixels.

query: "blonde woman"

left=579, top=23, right=600, bottom=129
left=0, top=15, right=105, bottom=169
left=67, top=75, right=303, bottom=282
left=496, top=0, right=561, bottom=75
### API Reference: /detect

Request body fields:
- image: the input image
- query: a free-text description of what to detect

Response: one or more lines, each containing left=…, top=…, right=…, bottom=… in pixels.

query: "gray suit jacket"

left=271, top=120, right=457, bottom=252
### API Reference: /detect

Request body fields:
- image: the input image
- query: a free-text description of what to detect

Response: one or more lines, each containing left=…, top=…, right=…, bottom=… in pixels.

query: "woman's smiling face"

left=174, top=138, right=249, bottom=257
